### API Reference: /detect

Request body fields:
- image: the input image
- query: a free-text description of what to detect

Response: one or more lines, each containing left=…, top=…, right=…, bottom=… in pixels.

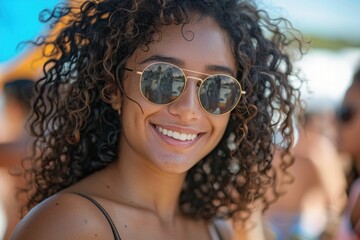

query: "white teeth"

left=157, top=126, right=198, bottom=141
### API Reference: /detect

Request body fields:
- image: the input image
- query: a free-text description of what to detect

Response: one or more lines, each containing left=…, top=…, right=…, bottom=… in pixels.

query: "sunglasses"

left=125, top=62, right=245, bottom=115
left=336, top=105, right=356, bottom=123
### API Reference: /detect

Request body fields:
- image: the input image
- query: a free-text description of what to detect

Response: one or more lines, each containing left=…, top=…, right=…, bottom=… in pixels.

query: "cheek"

left=338, top=123, right=360, bottom=151
left=123, top=76, right=141, bottom=100
left=212, top=116, right=230, bottom=139
left=119, top=101, right=150, bottom=152
left=122, top=76, right=158, bottom=113
left=348, top=120, right=360, bottom=136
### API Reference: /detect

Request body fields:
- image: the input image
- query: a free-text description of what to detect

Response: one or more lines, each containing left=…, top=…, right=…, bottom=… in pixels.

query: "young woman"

left=10, top=0, right=303, bottom=239
left=337, top=66, right=360, bottom=238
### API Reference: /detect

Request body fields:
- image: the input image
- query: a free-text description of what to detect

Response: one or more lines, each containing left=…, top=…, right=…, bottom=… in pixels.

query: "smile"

left=156, top=126, right=198, bottom=141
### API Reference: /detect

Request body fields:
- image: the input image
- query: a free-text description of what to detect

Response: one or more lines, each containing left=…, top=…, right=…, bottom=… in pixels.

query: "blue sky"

left=260, top=0, right=360, bottom=42
left=256, top=0, right=360, bottom=105
left=0, top=0, right=60, bottom=62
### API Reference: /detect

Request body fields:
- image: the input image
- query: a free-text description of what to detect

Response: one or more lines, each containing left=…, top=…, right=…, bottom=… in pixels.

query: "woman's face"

left=118, top=16, right=236, bottom=174
left=337, top=83, right=360, bottom=160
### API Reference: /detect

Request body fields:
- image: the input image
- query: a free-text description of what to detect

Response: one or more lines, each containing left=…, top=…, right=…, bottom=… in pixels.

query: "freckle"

left=124, top=225, right=127, bottom=228
left=94, top=234, right=98, bottom=237
left=55, top=203, right=59, bottom=206
left=84, top=219, right=88, bottom=224
left=106, top=185, right=110, bottom=189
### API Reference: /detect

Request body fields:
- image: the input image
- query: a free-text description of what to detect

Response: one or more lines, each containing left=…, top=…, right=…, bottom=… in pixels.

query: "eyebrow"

left=139, top=55, right=236, bottom=77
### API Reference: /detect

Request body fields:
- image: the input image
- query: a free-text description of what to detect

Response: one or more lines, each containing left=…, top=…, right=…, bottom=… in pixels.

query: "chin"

left=154, top=158, right=199, bottom=174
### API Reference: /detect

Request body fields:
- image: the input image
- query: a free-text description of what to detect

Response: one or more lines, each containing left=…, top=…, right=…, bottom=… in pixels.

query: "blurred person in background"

left=336, top=65, right=360, bottom=239
left=0, top=79, right=35, bottom=142
left=264, top=149, right=327, bottom=240
left=265, top=109, right=347, bottom=240
left=351, top=195, right=360, bottom=239
left=0, top=79, right=35, bottom=240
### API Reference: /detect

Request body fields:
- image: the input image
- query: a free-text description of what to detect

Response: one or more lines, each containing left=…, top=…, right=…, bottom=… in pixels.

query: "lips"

left=155, top=125, right=198, bottom=141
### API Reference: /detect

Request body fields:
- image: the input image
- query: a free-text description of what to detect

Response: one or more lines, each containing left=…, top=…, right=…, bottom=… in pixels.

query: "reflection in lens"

left=141, top=63, right=185, bottom=104
left=140, top=63, right=241, bottom=115
left=201, top=75, right=241, bottom=114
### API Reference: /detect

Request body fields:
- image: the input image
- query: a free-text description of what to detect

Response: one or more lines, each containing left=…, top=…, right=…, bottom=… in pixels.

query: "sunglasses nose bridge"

left=168, top=78, right=203, bottom=121
left=186, top=76, right=204, bottom=84
left=183, top=76, right=204, bottom=95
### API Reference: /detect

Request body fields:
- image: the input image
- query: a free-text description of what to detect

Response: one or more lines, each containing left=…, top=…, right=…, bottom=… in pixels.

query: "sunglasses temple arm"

left=124, top=67, right=143, bottom=75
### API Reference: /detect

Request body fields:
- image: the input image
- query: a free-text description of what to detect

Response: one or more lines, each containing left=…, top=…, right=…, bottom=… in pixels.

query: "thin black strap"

left=73, top=192, right=121, bottom=240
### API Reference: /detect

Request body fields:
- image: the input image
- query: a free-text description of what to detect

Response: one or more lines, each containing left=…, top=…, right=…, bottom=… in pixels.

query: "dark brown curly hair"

left=22, top=0, right=304, bottom=222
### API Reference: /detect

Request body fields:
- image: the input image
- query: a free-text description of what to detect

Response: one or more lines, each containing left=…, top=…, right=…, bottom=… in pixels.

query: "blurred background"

left=260, top=0, right=360, bottom=108
left=0, top=0, right=359, bottom=239
left=1, top=0, right=360, bottom=107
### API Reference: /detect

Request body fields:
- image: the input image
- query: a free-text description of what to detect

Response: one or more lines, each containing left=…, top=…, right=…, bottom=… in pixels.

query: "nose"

left=168, top=80, right=203, bottom=122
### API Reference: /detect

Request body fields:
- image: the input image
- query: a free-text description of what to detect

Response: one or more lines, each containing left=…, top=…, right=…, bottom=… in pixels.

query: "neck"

left=104, top=157, right=187, bottom=223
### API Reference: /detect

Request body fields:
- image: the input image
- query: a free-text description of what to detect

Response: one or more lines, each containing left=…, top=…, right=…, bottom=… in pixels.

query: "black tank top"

left=74, top=192, right=121, bottom=240
left=74, top=192, right=223, bottom=240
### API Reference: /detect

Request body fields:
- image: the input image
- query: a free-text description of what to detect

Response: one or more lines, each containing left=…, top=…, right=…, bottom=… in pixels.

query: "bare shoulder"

left=10, top=192, right=116, bottom=240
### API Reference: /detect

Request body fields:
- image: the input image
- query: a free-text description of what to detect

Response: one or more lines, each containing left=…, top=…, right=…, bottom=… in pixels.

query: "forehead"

left=131, top=16, right=236, bottom=71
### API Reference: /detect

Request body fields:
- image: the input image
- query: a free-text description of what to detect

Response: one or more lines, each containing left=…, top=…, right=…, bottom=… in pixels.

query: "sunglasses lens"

left=200, top=75, right=241, bottom=115
left=140, top=63, right=185, bottom=104
left=337, top=106, right=355, bottom=123
left=139, top=63, right=242, bottom=115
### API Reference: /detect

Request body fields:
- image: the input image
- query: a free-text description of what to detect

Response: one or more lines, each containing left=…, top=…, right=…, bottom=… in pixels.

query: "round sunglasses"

left=125, top=62, right=245, bottom=115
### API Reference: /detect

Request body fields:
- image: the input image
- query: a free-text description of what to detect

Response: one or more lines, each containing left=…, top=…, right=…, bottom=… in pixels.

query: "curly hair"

left=22, top=0, right=304, bottom=222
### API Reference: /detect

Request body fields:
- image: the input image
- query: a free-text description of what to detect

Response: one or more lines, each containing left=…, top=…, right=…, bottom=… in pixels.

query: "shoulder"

left=10, top=192, right=116, bottom=240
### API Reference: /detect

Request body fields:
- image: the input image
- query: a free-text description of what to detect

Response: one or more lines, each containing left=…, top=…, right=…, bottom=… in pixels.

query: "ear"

left=109, top=88, right=122, bottom=114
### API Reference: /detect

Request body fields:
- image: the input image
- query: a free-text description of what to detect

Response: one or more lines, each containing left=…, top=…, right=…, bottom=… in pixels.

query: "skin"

left=337, top=82, right=360, bottom=162
left=10, top=16, right=237, bottom=240
left=337, top=82, right=360, bottom=237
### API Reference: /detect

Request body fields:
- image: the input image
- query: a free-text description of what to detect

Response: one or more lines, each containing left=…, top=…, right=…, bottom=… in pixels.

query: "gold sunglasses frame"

left=125, top=62, right=246, bottom=115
